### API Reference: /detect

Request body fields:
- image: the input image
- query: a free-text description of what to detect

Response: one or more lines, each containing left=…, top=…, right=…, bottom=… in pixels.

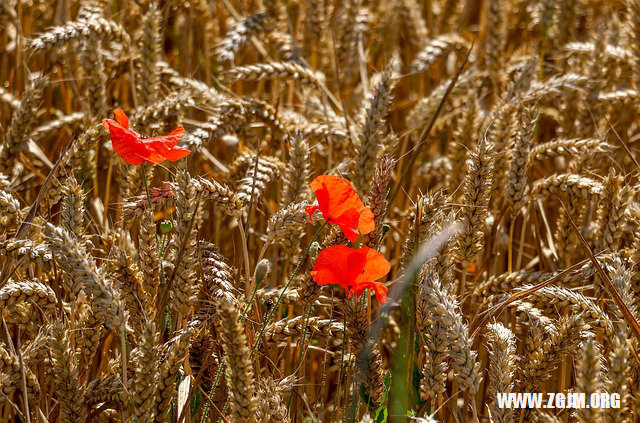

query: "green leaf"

left=384, top=371, right=392, bottom=390
left=413, top=361, right=424, bottom=405
left=375, top=405, right=388, bottom=423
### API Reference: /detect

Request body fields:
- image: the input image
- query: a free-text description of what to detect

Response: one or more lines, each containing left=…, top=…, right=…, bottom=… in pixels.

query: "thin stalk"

left=238, top=221, right=252, bottom=294
left=103, top=158, right=113, bottom=231
left=507, top=219, right=515, bottom=273
left=120, top=328, right=128, bottom=421
left=202, top=265, right=268, bottom=420
left=140, top=163, right=167, bottom=286
left=16, top=336, right=30, bottom=423
left=201, top=354, right=227, bottom=421
left=240, top=271, right=265, bottom=323
left=335, top=309, right=347, bottom=422
left=287, top=304, right=315, bottom=409
left=141, top=163, right=172, bottom=332
left=250, top=221, right=327, bottom=356
left=458, top=267, right=468, bottom=298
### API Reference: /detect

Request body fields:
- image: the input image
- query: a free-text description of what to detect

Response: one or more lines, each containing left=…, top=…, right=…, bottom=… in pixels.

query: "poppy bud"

left=254, top=259, right=272, bottom=285
left=309, top=241, right=320, bottom=260
left=160, top=220, right=173, bottom=234
left=382, top=224, right=390, bottom=234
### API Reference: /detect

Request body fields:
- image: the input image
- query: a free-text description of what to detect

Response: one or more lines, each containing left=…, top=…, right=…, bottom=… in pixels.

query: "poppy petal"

left=313, top=183, right=331, bottom=218
left=103, top=118, right=151, bottom=166
left=368, top=282, right=388, bottom=304
left=305, top=205, right=320, bottom=221
left=311, top=176, right=355, bottom=218
left=350, top=281, right=388, bottom=304
left=143, top=126, right=185, bottom=148
left=308, top=175, right=375, bottom=241
left=337, top=222, right=360, bottom=242
left=355, top=247, right=391, bottom=284
left=162, top=146, right=191, bottom=162
left=104, top=110, right=191, bottom=166
left=310, top=245, right=367, bottom=288
left=114, top=108, right=130, bottom=129
left=358, top=207, right=375, bottom=235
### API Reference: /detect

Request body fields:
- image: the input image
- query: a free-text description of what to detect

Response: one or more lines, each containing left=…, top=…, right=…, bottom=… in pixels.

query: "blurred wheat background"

left=1, top=0, right=640, bottom=422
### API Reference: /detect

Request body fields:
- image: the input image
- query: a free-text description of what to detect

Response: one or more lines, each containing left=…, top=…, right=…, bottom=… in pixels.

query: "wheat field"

left=1, top=0, right=640, bottom=422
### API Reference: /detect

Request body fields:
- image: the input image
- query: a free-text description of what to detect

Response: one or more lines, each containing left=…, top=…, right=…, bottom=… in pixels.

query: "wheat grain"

left=485, top=322, right=516, bottom=423
left=265, top=315, right=344, bottom=343
left=530, top=173, right=604, bottom=202
left=519, top=313, right=590, bottom=391
left=266, top=201, right=307, bottom=244
left=217, top=298, right=258, bottom=422
left=216, top=12, right=273, bottom=64
left=604, top=332, right=630, bottom=422
left=282, top=131, right=311, bottom=205
left=513, top=285, right=614, bottom=338
left=0, top=190, right=25, bottom=229
left=484, top=0, right=506, bottom=100
left=575, top=337, right=604, bottom=422
left=419, top=271, right=482, bottom=401
left=132, top=321, right=160, bottom=423
left=507, top=104, right=536, bottom=217
left=28, top=112, right=86, bottom=142
left=224, top=61, right=325, bottom=88
left=46, top=223, right=128, bottom=331
left=169, top=170, right=201, bottom=317
left=136, top=3, right=162, bottom=107
left=410, top=34, right=468, bottom=73
left=0, top=74, right=46, bottom=174
left=361, top=156, right=394, bottom=248
left=50, top=323, right=85, bottom=423
left=596, top=168, right=632, bottom=251
left=454, top=140, right=494, bottom=267
left=27, top=17, right=130, bottom=53
left=352, top=61, right=398, bottom=193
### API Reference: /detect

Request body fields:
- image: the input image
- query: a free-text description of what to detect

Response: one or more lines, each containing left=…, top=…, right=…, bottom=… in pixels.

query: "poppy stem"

left=287, top=302, right=315, bottom=411
left=240, top=265, right=267, bottom=323
left=141, top=163, right=160, bottom=257
left=120, top=327, right=128, bottom=421
left=250, top=221, right=328, bottom=357
left=204, top=251, right=270, bottom=418
left=237, top=221, right=252, bottom=292
left=293, top=303, right=314, bottom=373
left=202, top=353, right=228, bottom=421
left=141, top=163, right=170, bottom=329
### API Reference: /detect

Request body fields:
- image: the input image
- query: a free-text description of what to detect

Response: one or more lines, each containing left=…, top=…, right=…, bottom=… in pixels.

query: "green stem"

left=141, top=164, right=174, bottom=333
left=141, top=163, right=156, bottom=243
left=250, top=221, right=327, bottom=357
left=201, top=354, right=227, bottom=422
left=240, top=273, right=264, bottom=323
left=141, top=163, right=168, bottom=289
left=205, top=222, right=327, bottom=418
left=159, top=233, right=168, bottom=284
left=202, top=273, right=262, bottom=420
left=296, top=304, right=314, bottom=369
left=287, top=303, right=315, bottom=409
left=336, top=308, right=347, bottom=422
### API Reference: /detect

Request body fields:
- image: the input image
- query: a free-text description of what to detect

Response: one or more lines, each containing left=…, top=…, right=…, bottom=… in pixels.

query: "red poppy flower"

left=102, top=109, right=191, bottom=166
left=310, top=244, right=390, bottom=304
left=305, top=175, right=375, bottom=242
